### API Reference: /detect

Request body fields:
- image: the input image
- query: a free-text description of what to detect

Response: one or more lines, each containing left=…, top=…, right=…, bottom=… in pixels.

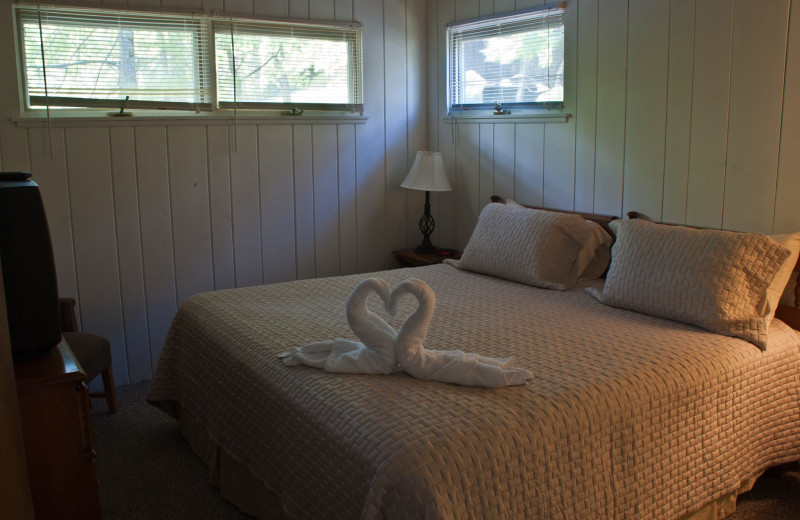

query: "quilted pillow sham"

left=587, top=219, right=791, bottom=349
left=448, top=202, right=598, bottom=290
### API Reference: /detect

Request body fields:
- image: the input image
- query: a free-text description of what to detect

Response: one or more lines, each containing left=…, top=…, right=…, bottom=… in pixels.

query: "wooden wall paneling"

left=224, top=0, right=254, bottom=15
left=775, top=0, right=800, bottom=234
left=0, top=128, right=30, bottom=172
left=435, top=0, right=457, bottom=250
left=355, top=0, right=387, bottom=273
left=542, top=0, right=577, bottom=211
left=385, top=0, right=409, bottom=262
left=290, top=0, right=309, bottom=18
left=134, top=126, right=176, bottom=368
left=65, top=128, right=128, bottom=384
left=721, top=0, right=790, bottom=233
left=514, top=123, right=544, bottom=206
left=685, top=0, right=733, bottom=229
left=334, top=0, right=354, bottom=21
left=167, top=126, right=214, bottom=302
left=109, top=127, right=151, bottom=383
left=254, top=1, right=288, bottom=17
left=259, top=125, right=297, bottom=284
left=456, top=123, right=479, bottom=250
left=206, top=126, right=236, bottom=290
left=493, top=124, right=515, bottom=201
left=479, top=124, right=494, bottom=207
left=593, top=0, right=628, bottom=216
left=574, top=0, right=599, bottom=213
left=406, top=0, right=428, bottom=249
left=312, top=125, right=340, bottom=277
left=309, top=0, right=335, bottom=20
left=28, top=129, right=79, bottom=305
left=621, top=0, right=669, bottom=219
left=337, top=124, right=358, bottom=274
left=542, top=120, right=576, bottom=210
left=661, top=0, right=695, bottom=224
left=230, top=125, right=263, bottom=287
left=293, top=125, right=316, bottom=279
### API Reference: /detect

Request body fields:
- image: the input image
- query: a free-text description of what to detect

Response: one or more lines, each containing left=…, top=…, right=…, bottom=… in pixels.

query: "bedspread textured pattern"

left=148, top=264, right=800, bottom=520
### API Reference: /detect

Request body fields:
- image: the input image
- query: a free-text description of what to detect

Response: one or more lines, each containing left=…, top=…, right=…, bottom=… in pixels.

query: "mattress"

left=148, top=263, right=800, bottom=519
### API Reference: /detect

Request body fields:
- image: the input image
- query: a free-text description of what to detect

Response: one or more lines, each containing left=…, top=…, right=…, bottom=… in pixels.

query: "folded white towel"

left=279, top=278, right=398, bottom=374
left=390, top=278, right=532, bottom=387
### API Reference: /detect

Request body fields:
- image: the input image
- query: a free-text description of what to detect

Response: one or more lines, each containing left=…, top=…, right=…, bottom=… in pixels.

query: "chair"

left=59, top=298, right=117, bottom=413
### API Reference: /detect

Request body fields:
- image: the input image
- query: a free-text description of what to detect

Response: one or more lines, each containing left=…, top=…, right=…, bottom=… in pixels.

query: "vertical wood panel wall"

left=429, top=0, right=800, bottom=250
left=0, top=0, right=427, bottom=385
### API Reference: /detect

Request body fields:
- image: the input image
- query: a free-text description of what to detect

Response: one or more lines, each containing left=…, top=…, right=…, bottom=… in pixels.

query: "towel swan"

left=279, top=278, right=398, bottom=374
left=390, top=278, right=532, bottom=387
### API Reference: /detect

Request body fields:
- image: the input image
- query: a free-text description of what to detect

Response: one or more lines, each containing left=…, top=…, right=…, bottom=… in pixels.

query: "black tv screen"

left=0, top=172, right=61, bottom=362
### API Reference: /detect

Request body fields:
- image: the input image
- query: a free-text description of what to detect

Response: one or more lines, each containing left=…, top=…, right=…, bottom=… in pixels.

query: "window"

left=446, top=3, right=565, bottom=115
left=14, top=5, right=363, bottom=115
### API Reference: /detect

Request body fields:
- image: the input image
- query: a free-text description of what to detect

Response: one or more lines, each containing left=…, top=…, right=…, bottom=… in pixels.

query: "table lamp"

left=401, top=151, right=452, bottom=254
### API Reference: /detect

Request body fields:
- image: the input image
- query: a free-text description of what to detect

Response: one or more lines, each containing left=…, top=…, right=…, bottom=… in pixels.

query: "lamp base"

left=414, top=241, right=438, bottom=255
left=414, top=191, right=439, bottom=255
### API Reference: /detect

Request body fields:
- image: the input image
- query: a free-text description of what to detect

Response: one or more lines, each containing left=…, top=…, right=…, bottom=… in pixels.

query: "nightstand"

left=392, top=249, right=460, bottom=268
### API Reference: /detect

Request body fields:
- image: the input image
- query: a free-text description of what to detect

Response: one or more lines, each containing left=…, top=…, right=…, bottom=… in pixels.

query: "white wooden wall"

left=0, top=0, right=428, bottom=385
left=429, top=0, right=800, bottom=252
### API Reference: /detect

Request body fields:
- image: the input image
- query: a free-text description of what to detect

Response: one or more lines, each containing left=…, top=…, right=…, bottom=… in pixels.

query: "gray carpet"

left=91, top=381, right=800, bottom=520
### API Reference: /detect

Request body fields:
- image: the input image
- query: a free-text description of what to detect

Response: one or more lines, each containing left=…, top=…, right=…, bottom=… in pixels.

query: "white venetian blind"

left=447, top=3, right=565, bottom=112
left=16, top=5, right=212, bottom=111
left=214, top=18, right=363, bottom=111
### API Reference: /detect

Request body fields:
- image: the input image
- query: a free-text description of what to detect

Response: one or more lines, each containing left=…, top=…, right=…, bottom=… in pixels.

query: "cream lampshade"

left=401, top=151, right=452, bottom=254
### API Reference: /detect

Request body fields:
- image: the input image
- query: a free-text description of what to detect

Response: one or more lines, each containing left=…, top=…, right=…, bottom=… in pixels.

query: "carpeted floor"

left=91, top=381, right=800, bottom=520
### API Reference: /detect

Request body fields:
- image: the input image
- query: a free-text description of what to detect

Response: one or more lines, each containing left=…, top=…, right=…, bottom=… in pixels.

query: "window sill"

left=13, top=112, right=369, bottom=127
left=443, top=113, right=572, bottom=124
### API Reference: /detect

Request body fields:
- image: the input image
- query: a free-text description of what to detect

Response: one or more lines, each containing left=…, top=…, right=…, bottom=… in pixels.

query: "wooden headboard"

left=489, top=196, right=800, bottom=330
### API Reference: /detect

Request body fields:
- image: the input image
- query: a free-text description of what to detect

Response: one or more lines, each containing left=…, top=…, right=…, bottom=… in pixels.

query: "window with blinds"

left=446, top=3, right=565, bottom=114
left=14, top=4, right=363, bottom=114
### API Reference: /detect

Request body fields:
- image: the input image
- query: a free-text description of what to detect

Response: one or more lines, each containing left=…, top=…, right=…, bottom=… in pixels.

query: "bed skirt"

left=169, top=401, right=765, bottom=520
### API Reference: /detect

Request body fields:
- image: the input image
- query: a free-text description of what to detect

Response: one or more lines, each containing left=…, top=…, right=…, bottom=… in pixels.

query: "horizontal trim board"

left=14, top=116, right=369, bottom=127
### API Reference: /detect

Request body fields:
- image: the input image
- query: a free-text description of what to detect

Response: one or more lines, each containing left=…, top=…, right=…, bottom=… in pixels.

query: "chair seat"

left=62, top=332, right=111, bottom=382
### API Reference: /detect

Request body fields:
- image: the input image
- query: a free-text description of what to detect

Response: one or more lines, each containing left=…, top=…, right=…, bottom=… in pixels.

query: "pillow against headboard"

left=505, top=199, right=613, bottom=280
left=447, top=202, right=599, bottom=290
left=587, top=219, right=791, bottom=349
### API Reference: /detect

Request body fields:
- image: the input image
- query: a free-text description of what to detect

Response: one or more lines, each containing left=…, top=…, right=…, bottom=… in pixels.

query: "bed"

left=147, top=199, right=800, bottom=520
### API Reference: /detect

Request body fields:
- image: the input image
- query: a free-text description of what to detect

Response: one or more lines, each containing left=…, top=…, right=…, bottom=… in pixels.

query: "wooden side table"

left=392, top=249, right=460, bottom=268
left=14, top=342, right=102, bottom=520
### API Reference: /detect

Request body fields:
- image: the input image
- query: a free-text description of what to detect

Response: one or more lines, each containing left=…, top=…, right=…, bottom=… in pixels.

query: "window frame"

left=445, top=2, right=566, bottom=118
left=12, top=3, right=364, bottom=119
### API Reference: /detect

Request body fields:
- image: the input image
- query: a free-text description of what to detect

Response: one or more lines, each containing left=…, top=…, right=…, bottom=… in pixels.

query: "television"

left=0, top=172, right=61, bottom=362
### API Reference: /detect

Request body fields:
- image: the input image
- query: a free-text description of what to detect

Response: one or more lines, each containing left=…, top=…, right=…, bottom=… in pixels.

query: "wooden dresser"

left=14, top=341, right=101, bottom=520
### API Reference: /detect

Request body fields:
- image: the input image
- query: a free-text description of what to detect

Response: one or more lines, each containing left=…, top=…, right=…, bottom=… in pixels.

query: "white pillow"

left=449, top=202, right=599, bottom=290
left=587, top=219, right=790, bottom=349
left=505, top=199, right=613, bottom=280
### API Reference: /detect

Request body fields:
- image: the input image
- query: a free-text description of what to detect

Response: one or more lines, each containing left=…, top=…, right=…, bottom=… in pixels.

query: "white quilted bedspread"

left=148, top=264, right=800, bottom=520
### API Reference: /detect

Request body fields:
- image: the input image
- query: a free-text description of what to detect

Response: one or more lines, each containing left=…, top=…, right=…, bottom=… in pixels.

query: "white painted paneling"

left=334, top=0, right=353, bottom=21
left=259, top=125, right=297, bottom=284
left=593, top=0, right=628, bottom=216
left=479, top=124, right=494, bottom=206
left=255, top=2, right=288, bottom=16
left=28, top=129, right=79, bottom=304
left=775, top=0, right=800, bottom=234
left=407, top=0, right=428, bottom=249
left=224, top=0, right=253, bottom=15
left=65, top=128, right=128, bottom=384
left=661, top=0, right=695, bottom=224
left=456, top=123, right=480, bottom=250
left=230, top=125, right=263, bottom=287
left=206, top=126, right=236, bottom=290
left=574, top=0, right=599, bottom=213
left=722, top=0, right=790, bottom=233
left=309, top=0, right=335, bottom=20
left=621, top=0, right=669, bottom=219
left=293, top=125, right=316, bottom=279
left=337, top=124, right=358, bottom=274
left=134, top=126, right=177, bottom=368
left=493, top=124, right=515, bottom=201
left=685, top=0, right=733, bottom=229
left=435, top=0, right=457, bottom=250
left=514, top=123, right=544, bottom=206
left=0, top=128, right=30, bottom=172
left=290, top=0, right=309, bottom=18
left=312, top=125, right=340, bottom=278
left=167, top=126, right=214, bottom=302
left=109, top=127, right=151, bottom=383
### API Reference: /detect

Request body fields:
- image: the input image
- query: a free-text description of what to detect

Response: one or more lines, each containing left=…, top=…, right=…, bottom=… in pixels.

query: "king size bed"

left=147, top=199, right=800, bottom=520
